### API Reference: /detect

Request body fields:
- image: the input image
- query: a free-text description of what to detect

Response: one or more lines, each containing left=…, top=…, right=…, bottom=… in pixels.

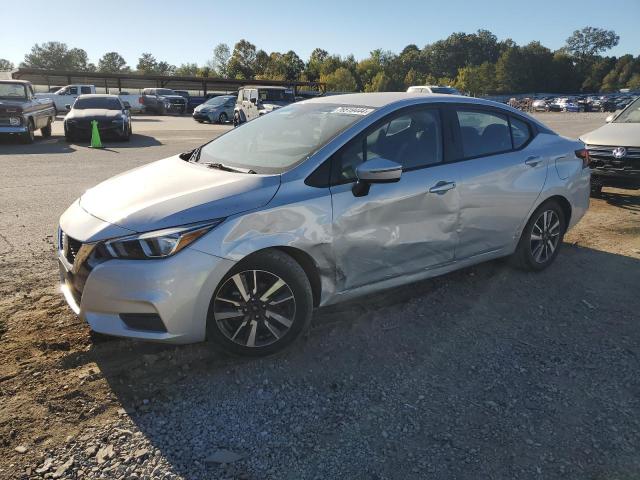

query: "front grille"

left=587, top=145, right=640, bottom=172
left=169, top=98, right=185, bottom=105
left=0, top=116, right=20, bottom=126
left=62, top=233, right=82, bottom=265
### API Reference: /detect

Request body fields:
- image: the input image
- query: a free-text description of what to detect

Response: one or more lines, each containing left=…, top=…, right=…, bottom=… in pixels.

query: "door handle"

left=524, top=155, right=542, bottom=167
left=429, top=181, right=456, bottom=194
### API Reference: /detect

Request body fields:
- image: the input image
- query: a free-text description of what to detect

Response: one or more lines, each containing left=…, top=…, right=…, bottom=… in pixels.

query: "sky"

left=1, top=0, right=639, bottom=68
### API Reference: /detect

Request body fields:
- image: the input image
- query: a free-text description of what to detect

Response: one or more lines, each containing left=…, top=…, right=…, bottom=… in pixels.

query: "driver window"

left=331, top=108, right=443, bottom=185
left=69, top=87, right=78, bottom=95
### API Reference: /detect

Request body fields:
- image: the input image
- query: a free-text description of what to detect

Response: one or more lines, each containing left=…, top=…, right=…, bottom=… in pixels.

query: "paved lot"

left=1, top=111, right=639, bottom=480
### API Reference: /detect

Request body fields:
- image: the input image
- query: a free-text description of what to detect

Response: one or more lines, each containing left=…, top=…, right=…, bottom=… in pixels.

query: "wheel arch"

left=541, top=194, right=572, bottom=225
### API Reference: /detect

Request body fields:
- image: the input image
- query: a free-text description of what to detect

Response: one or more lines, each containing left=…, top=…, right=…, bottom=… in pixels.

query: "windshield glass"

left=614, top=97, right=640, bottom=123
left=0, top=83, right=27, bottom=99
left=259, top=89, right=295, bottom=103
left=74, top=97, right=122, bottom=110
left=156, top=89, right=176, bottom=96
left=204, top=96, right=233, bottom=107
left=430, top=87, right=460, bottom=94
left=197, top=103, right=375, bottom=174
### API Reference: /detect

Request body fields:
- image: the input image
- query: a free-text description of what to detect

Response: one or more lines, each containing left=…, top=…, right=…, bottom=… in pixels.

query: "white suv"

left=233, top=86, right=296, bottom=126
left=407, top=85, right=461, bottom=95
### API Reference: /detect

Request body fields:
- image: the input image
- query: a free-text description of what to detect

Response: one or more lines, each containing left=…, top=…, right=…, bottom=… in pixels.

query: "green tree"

left=98, top=52, right=129, bottom=73
left=211, top=43, right=230, bottom=77
left=305, top=48, right=329, bottom=81
left=628, top=73, right=640, bottom=90
left=0, top=59, right=14, bottom=71
left=22, top=42, right=91, bottom=70
left=227, top=39, right=257, bottom=79
left=365, top=71, right=392, bottom=92
left=136, top=53, right=157, bottom=74
left=455, top=62, right=496, bottom=96
left=156, top=61, right=176, bottom=75
left=320, top=67, right=357, bottom=92
left=564, top=27, right=619, bottom=62
left=175, top=63, right=200, bottom=76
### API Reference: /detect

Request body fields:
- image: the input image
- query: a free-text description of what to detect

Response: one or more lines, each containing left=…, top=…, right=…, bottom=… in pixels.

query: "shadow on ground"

left=0, top=134, right=162, bottom=154
left=77, top=244, right=640, bottom=479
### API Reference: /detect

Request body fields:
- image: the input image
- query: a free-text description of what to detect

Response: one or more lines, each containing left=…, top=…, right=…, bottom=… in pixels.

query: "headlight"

left=9, top=117, right=21, bottom=126
left=104, top=220, right=223, bottom=259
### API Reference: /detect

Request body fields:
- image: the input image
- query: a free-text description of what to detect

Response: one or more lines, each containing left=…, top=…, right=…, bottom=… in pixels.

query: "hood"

left=195, top=104, right=221, bottom=112
left=67, top=109, right=123, bottom=120
left=79, top=156, right=281, bottom=232
left=0, top=99, right=26, bottom=113
left=579, top=122, right=640, bottom=147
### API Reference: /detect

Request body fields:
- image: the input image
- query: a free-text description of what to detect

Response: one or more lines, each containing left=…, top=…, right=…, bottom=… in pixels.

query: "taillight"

left=575, top=149, right=590, bottom=168
left=138, top=97, right=143, bottom=104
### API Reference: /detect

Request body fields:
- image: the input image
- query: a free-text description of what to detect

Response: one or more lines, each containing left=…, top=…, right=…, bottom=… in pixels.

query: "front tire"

left=207, top=250, right=313, bottom=356
left=233, top=111, right=241, bottom=127
left=41, top=119, right=52, bottom=138
left=590, top=183, right=603, bottom=197
left=21, top=120, right=35, bottom=144
left=513, top=200, right=567, bottom=271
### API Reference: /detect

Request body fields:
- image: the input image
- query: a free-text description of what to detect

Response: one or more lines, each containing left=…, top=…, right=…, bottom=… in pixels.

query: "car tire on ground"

left=41, top=119, right=52, bottom=138
left=122, top=123, right=131, bottom=142
left=21, top=120, right=35, bottom=144
left=512, top=199, right=567, bottom=271
left=590, top=184, right=603, bottom=197
left=233, top=111, right=241, bottom=127
left=218, top=112, right=228, bottom=124
left=207, top=249, right=313, bottom=357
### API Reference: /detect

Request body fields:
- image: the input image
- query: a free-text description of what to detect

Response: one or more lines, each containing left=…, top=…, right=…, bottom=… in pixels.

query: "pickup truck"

left=35, top=85, right=144, bottom=113
left=0, top=79, right=56, bottom=143
left=141, top=88, right=187, bottom=114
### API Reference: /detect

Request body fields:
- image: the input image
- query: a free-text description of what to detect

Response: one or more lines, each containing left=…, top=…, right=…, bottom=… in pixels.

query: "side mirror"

left=250, top=97, right=257, bottom=104
left=352, top=158, right=402, bottom=197
left=605, top=114, right=614, bottom=123
left=123, top=102, right=131, bottom=109
left=65, top=104, right=71, bottom=110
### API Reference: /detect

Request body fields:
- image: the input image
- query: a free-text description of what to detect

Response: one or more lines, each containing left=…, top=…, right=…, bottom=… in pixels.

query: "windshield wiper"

left=205, top=162, right=257, bottom=174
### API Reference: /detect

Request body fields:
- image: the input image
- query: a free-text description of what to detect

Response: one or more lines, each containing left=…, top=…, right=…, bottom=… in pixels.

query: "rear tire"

left=41, top=119, right=52, bottom=138
left=512, top=200, right=566, bottom=271
left=207, top=250, right=313, bottom=357
left=218, top=112, right=228, bottom=124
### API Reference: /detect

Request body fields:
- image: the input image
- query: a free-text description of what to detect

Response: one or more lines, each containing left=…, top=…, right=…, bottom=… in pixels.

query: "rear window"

left=74, top=97, right=123, bottom=110
left=457, top=110, right=511, bottom=158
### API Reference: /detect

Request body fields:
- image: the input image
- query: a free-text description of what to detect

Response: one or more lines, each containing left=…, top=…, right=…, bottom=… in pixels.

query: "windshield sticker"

left=331, top=106, right=375, bottom=116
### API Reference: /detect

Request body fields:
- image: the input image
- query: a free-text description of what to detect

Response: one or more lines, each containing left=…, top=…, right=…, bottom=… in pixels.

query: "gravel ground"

left=1, top=112, right=639, bottom=479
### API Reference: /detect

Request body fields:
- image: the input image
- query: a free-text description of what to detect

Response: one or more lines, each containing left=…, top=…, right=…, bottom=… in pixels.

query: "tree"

left=365, top=71, right=392, bottom=92
left=211, top=43, right=230, bottom=77
left=227, top=40, right=257, bottom=79
left=22, top=42, right=91, bottom=70
left=175, top=63, right=199, bottom=76
left=305, top=48, right=329, bottom=81
left=565, top=27, right=619, bottom=62
left=136, top=53, right=157, bottom=74
left=0, top=59, right=14, bottom=71
left=320, top=67, right=357, bottom=92
left=455, top=62, right=496, bottom=96
left=98, top=52, right=129, bottom=73
left=628, top=73, right=640, bottom=90
left=156, top=61, right=176, bottom=75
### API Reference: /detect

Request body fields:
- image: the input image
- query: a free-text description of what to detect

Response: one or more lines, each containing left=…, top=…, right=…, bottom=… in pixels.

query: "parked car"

left=64, top=94, right=132, bottom=142
left=580, top=96, right=640, bottom=196
left=35, top=84, right=95, bottom=113
left=192, top=95, right=236, bottom=123
left=532, top=99, right=549, bottom=112
left=407, top=85, right=461, bottom=95
left=549, top=98, right=582, bottom=112
left=233, top=86, right=295, bottom=126
left=57, top=93, right=590, bottom=356
left=0, top=79, right=56, bottom=143
left=141, top=88, right=187, bottom=115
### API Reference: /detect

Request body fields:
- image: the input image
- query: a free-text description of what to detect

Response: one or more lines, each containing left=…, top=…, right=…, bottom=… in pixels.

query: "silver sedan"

left=58, top=93, right=590, bottom=356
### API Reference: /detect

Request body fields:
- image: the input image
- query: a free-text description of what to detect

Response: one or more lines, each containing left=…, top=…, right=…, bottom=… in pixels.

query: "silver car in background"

left=58, top=93, right=590, bottom=356
left=192, top=95, right=236, bottom=124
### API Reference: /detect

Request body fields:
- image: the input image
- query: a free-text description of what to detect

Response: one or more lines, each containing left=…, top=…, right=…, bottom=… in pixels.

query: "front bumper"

left=67, top=122, right=128, bottom=138
left=0, top=125, right=28, bottom=133
left=58, top=244, right=235, bottom=344
left=192, top=111, right=211, bottom=121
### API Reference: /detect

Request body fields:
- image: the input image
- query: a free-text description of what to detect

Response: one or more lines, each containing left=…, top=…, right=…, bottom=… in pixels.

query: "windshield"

left=156, top=89, right=176, bottom=96
left=614, top=97, right=640, bottom=123
left=260, top=89, right=295, bottom=103
left=197, top=103, right=375, bottom=174
left=205, top=96, right=233, bottom=107
left=0, top=83, right=27, bottom=99
left=430, top=87, right=460, bottom=94
left=73, top=97, right=123, bottom=110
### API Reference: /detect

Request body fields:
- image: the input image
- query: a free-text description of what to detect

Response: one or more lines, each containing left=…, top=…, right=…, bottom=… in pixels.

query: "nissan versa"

left=58, top=93, right=590, bottom=356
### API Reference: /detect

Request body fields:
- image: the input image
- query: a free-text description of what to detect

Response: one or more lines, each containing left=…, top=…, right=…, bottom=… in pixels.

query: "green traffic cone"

left=89, top=119, right=103, bottom=148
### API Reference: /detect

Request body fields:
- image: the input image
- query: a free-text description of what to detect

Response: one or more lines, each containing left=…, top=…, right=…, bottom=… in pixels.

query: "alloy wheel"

left=530, top=210, right=561, bottom=264
left=213, top=270, right=296, bottom=348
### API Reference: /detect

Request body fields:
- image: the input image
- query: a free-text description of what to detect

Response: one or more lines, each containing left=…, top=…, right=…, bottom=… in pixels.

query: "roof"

left=0, top=79, right=31, bottom=84
left=305, top=92, right=495, bottom=108
left=76, top=94, right=119, bottom=98
left=242, top=85, right=289, bottom=90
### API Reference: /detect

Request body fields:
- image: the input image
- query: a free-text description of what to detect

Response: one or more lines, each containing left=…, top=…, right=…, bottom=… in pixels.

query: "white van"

left=233, top=86, right=295, bottom=126
left=407, top=85, right=461, bottom=95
